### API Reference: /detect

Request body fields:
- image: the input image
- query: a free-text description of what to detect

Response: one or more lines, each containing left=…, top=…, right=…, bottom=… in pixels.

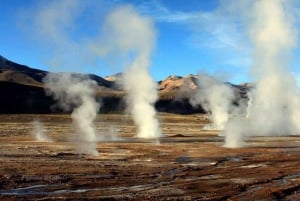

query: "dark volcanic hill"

left=0, top=55, right=249, bottom=114
left=0, top=55, right=120, bottom=113
left=0, top=55, right=47, bottom=86
left=0, top=55, right=114, bottom=88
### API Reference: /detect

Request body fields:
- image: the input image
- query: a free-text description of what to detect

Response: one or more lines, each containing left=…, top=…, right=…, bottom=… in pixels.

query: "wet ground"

left=1, top=114, right=300, bottom=200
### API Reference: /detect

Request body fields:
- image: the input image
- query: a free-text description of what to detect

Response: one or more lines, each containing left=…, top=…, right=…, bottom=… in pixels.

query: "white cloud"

left=137, top=1, right=251, bottom=69
left=137, top=1, right=198, bottom=23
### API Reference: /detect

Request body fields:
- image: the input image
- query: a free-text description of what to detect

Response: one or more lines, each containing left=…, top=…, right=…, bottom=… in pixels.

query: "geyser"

left=224, top=0, right=300, bottom=147
left=44, top=73, right=100, bottom=156
left=100, top=5, right=162, bottom=139
left=30, top=119, right=53, bottom=142
left=190, top=74, right=235, bottom=130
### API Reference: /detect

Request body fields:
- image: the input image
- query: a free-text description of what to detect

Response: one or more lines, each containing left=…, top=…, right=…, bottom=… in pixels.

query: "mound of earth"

left=159, top=75, right=198, bottom=91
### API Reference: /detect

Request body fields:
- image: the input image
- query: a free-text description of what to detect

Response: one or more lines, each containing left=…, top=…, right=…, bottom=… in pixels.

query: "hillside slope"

left=0, top=55, right=249, bottom=114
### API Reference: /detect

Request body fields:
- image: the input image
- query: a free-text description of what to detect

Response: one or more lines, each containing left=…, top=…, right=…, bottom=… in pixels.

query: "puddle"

left=182, top=161, right=217, bottom=167
left=175, top=156, right=192, bottom=163
left=230, top=177, right=256, bottom=184
left=198, top=174, right=222, bottom=180
left=132, top=158, right=152, bottom=162
left=281, top=173, right=300, bottom=184
left=175, top=156, right=217, bottom=167
left=84, top=174, right=114, bottom=179
left=227, top=156, right=242, bottom=162
left=240, top=163, right=267, bottom=169
left=163, top=169, right=181, bottom=176
left=0, top=183, right=155, bottom=196
left=0, top=184, right=57, bottom=196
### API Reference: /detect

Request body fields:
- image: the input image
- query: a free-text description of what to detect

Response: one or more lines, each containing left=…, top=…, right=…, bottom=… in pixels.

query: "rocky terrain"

left=1, top=114, right=300, bottom=200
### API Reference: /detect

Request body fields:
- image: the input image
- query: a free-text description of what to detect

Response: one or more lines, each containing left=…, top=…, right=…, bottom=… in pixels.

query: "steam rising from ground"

left=223, top=0, right=300, bottom=147
left=25, top=2, right=161, bottom=156
left=30, top=119, right=52, bottom=142
left=24, top=0, right=300, bottom=148
left=99, top=6, right=162, bottom=139
left=190, top=74, right=235, bottom=130
left=44, top=73, right=100, bottom=156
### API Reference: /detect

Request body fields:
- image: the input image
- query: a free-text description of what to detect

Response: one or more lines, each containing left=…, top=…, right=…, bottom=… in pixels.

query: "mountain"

left=104, top=72, right=123, bottom=82
left=159, top=75, right=198, bottom=91
left=0, top=55, right=250, bottom=114
left=0, top=55, right=46, bottom=86
left=0, top=55, right=115, bottom=89
left=159, top=74, right=251, bottom=98
left=0, top=55, right=123, bottom=113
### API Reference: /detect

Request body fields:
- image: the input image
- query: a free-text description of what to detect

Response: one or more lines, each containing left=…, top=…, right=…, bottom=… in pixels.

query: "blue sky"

left=0, top=0, right=299, bottom=84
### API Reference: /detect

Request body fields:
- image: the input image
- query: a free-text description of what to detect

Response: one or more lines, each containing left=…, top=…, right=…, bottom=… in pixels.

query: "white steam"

left=98, top=5, right=161, bottom=139
left=190, top=74, right=235, bottom=130
left=30, top=119, right=52, bottom=142
left=97, top=125, right=120, bottom=141
left=21, top=0, right=104, bottom=71
left=44, top=73, right=100, bottom=156
left=224, top=0, right=300, bottom=147
left=24, top=2, right=162, bottom=149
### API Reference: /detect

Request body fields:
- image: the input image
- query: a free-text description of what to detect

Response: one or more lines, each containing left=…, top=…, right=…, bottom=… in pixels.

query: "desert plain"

left=0, top=113, right=300, bottom=200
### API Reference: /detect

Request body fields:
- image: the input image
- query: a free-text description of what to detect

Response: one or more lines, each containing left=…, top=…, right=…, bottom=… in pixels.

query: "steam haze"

left=99, top=5, right=162, bottom=139
left=190, top=74, right=235, bottom=130
left=224, top=0, right=300, bottom=147
left=15, top=0, right=300, bottom=147
left=23, top=1, right=162, bottom=153
left=30, top=119, right=53, bottom=142
left=44, top=73, right=100, bottom=156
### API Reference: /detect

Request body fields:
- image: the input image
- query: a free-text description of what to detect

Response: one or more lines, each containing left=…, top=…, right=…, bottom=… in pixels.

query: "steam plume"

left=190, top=74, right=235, bottom=130
left=30, top=119, right=52, bottom=142
left=44, top=73, right=100, bottom=156
left=224, top=0, right=300, bottom=147
left=99, top=5, right=162, bottom=139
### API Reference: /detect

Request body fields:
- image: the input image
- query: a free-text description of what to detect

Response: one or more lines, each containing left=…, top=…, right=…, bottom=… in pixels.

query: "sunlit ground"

left=1, top=114, right=300, bottom=200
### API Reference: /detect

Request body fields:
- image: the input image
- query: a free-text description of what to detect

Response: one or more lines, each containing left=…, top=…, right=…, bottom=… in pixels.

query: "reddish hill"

left=159, top=75, right=198, bottom=91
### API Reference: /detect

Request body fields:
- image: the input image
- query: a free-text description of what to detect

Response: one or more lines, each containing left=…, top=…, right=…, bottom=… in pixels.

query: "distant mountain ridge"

left=0, top=55, right=115, bottom=89
left=0, top=55, right=47, bottom=85
left=0, top=55, right=45, bottom=73
left=0, top=55, right=250, bottom=114
left=0, top=55, right=251, bottom=91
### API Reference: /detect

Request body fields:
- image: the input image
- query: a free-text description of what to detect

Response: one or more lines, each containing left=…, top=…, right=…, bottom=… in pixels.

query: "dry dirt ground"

left=1, top=114, right=300, bottom=200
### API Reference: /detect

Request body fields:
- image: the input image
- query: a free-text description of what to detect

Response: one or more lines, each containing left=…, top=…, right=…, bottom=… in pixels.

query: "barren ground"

left=1, top=114, right=300, bottom=200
